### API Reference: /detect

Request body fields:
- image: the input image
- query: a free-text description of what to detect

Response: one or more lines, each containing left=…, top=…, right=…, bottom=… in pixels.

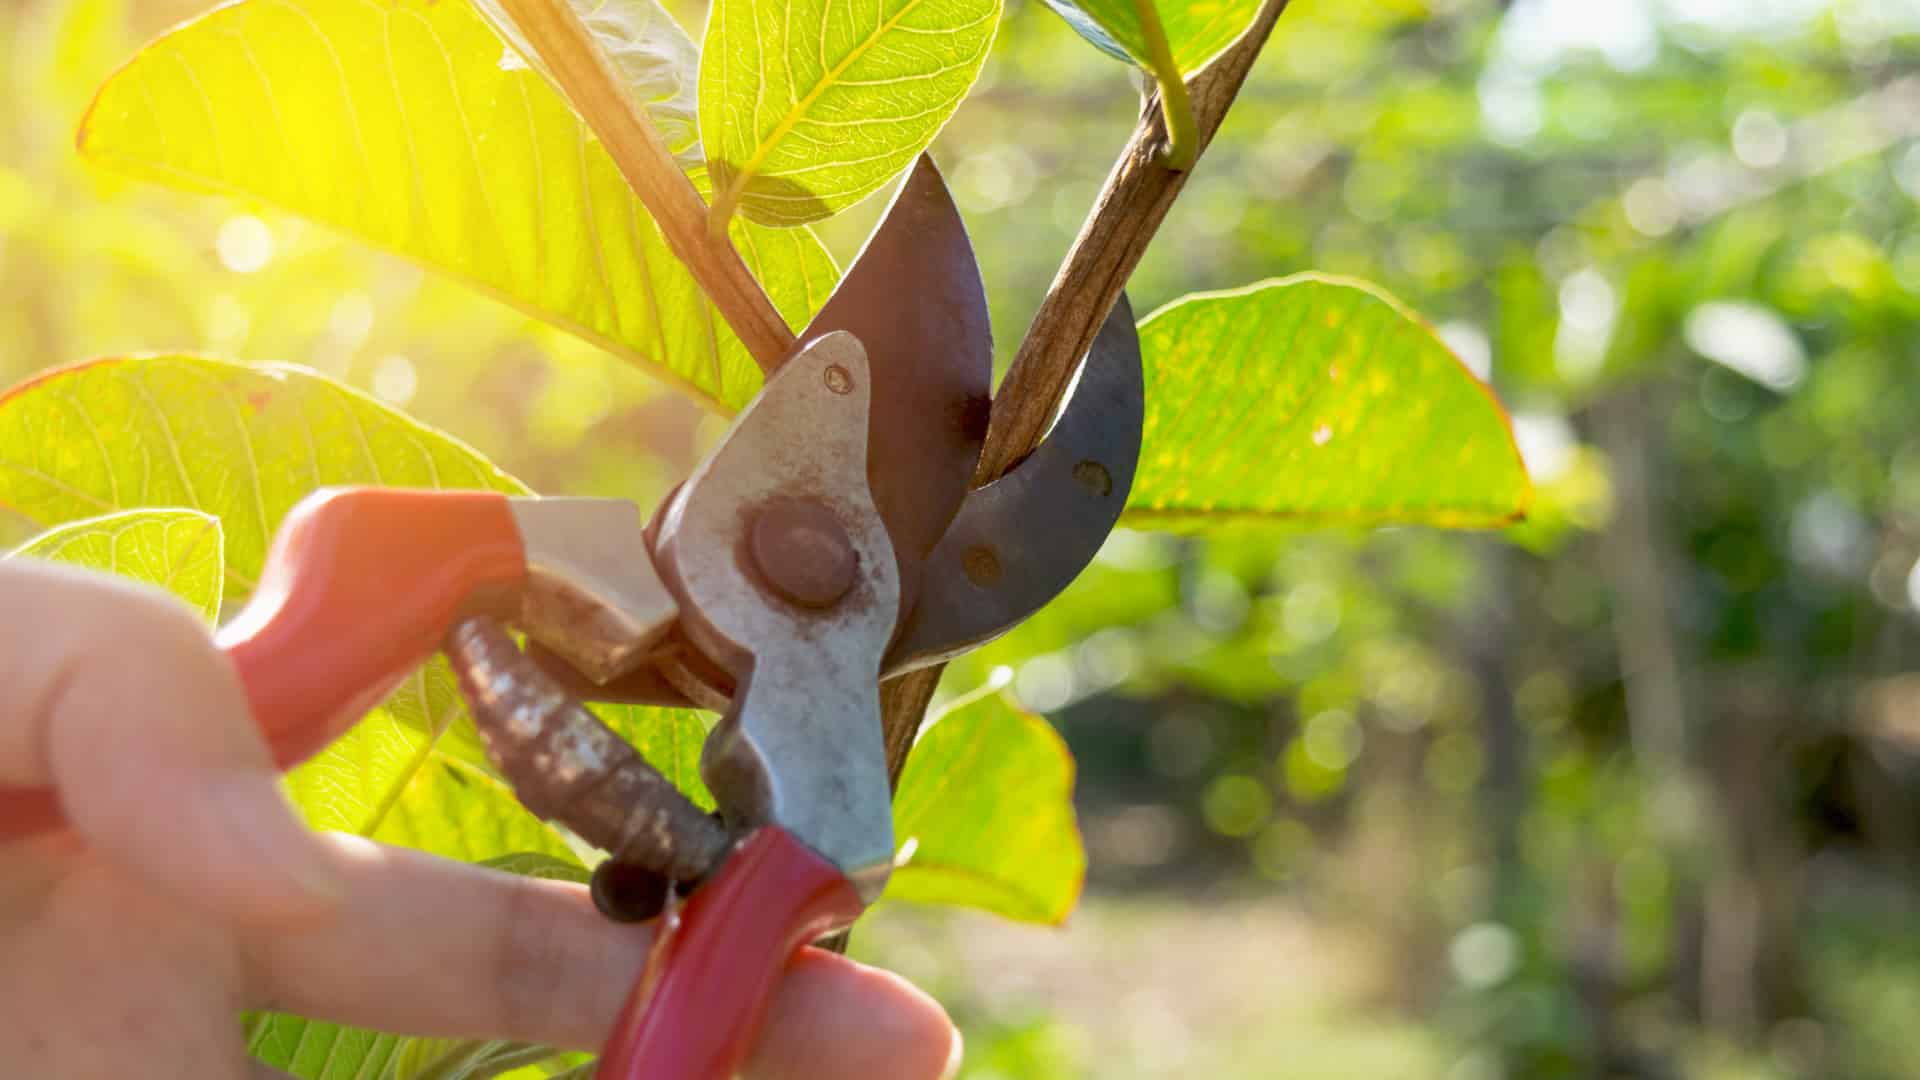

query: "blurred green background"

left=7, top=0, right=1920, bottom=1076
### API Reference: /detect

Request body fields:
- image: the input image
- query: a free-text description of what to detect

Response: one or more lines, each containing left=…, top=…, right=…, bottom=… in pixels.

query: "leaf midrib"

left=716, top=0, right=938, bottom=211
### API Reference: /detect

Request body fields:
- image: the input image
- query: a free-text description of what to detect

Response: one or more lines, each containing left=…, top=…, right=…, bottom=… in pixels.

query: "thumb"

left=0, top=560, right=343, bottom=926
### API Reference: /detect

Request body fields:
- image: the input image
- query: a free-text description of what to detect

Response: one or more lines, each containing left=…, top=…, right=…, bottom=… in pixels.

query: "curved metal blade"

left=883, top=294, right=1144, bottom=676
left=800, top=155, right=992, bottom=588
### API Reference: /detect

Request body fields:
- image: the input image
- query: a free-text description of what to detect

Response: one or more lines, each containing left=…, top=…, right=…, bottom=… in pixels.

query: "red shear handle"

left=219, top=487, right=526, bottom=767
left=0, top=487, right=525, bottom=841
left=599, top=826, right=865, bottom=1080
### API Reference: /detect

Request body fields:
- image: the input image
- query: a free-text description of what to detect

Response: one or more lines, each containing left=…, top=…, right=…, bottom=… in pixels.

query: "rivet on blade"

left=1072, top=459, right=1114, bottom=497
left=962, top=544, right=1002, bottom=587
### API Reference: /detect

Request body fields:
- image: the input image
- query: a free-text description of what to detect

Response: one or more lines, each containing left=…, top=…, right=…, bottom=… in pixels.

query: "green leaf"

left=1040, top=0, right=1260, bottom=75
left=1036, top=0, right=1131, bottom=63
left=390, top=1040, right=565, bottom=1080
left=474, top=0, right=701, bottom=160
left=247, top=1020, right=412, bottom=1080
left=530, top=1054, right=595, bottom=1076
left=1124, top=274, right=1532, bottom=529
left=481, top=851, right=593, bottom=883
left=594, top=703, right=715, bottom=810
left=285, top=708, right=580, bottom=860
left=377, top=753, right=584, bottom=864
left=77, top=0, right=837, bottom=411
left=0, top=355, right=522, bottom=769
left=0, top=356, right=523, bottom=600
left=283, top=712, right=433, bottom=835
left=247, top=1023, right=564, bottom=1080
left=700, top=0, right=1001, bottom=228
left=8, top=509, right=224, bottom=622
left=887, top=695, right=1084, bottom=924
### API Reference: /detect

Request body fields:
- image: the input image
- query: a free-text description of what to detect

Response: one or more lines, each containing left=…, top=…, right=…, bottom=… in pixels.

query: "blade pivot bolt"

left=750, top=500, right=858, bottom=609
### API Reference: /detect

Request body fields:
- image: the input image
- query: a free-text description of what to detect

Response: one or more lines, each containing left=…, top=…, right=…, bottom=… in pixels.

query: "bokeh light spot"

left=1202, top=774, right=1271, bottom=838
left=216, top=214, right=273, bottom=273
left=372, top=353, right=418, bottom=407
left=1303, top=709, right=1363, bottom=770
left=1449, top=922, right=1520, bottom=989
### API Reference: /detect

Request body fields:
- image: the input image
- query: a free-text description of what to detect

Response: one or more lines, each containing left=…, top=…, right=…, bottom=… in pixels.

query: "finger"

left=0, top=560, right=342, bottom=924
left=244, top=836, right=960, bottom=1080
left=749, top=950, right=963, bottom=1080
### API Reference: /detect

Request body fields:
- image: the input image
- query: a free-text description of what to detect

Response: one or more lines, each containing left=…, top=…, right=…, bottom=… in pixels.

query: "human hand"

left=0, top=559, right=959, bottom=1079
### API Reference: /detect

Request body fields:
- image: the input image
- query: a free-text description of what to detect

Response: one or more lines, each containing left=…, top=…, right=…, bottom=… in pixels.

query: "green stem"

left=1132, top=0, right=1197, bottom=170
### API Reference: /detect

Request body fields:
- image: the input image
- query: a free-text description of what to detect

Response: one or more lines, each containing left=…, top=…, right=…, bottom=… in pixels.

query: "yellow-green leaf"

left=0, top=355, right=519, bottom=764
left=380, top=755, right=581, bottom=862
left=286, top=711, right=579, bottom=864
left=596, top=703, right=715, bottom=809
left=390, top=1039, right=565, bottom=1079
left=8, top=509, right=223, bottom=623
left=78, top=0, right=836, bottom=411
left=700, top=0, right=1001, bottom=228
left=1125, top=275, right=1532, bottom=529
left=249, top=1000, right=565, bottom=1080
left=283, top=712, right=431, bottom=836
left=1040, top=0, right=1259, bottom=75
left=246, top=1021, right=410, bottom=1080
left=887, top=695, right=1084, bottom=924
left=0, top=355, right=522, bottom=599
left=250, top=1011, right=566, bottom=1079
left=482, top=851, right=592, bottom=883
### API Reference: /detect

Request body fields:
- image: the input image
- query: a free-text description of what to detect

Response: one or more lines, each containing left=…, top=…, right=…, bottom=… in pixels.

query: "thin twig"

left=881, top=0, right=1295, bottom=784
left=498, top=0, right=795, bottom=371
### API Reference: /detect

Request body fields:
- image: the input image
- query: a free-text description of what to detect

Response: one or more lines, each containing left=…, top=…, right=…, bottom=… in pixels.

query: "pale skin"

left=0, top=560, right=960, bottom=1079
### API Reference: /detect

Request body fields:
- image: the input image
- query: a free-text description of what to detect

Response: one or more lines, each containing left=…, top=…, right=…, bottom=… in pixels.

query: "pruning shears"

left=0, top=156, right=1144, bottom=1079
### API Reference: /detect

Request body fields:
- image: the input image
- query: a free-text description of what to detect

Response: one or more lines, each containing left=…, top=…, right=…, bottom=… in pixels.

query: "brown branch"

left=498, top=0, right=795, bottom=372
left=881, top=0, right=1295, bottom=783
left=979, top=0, right=1291, bottom=484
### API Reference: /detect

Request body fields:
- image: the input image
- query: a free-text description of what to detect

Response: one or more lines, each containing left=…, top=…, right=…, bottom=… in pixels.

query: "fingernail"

left=941, top=1028, right=964, bottom=1080
left=214, top=771, right=345, bottom=905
